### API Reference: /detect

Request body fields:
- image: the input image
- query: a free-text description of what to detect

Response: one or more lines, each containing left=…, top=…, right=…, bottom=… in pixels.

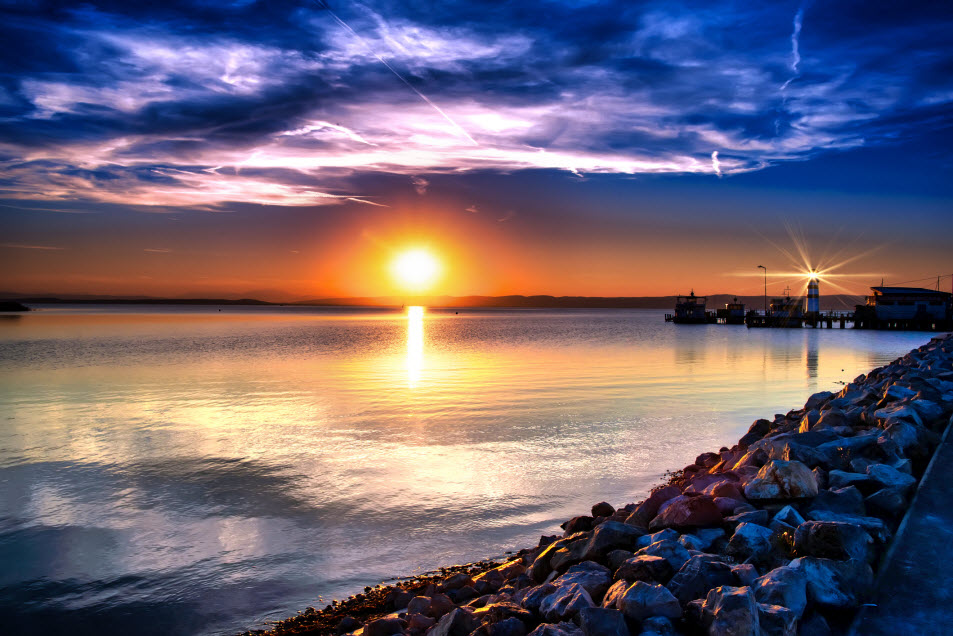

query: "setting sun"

left=392, top=249, right=441, bottom=290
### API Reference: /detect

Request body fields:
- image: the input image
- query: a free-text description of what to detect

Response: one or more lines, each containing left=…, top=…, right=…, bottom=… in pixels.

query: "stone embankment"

left=266, top=334, right=953, bottom=636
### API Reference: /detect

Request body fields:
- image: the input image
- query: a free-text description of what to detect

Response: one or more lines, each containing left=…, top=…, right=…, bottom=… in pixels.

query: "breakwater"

left=257, top=333, right=953, bottom=636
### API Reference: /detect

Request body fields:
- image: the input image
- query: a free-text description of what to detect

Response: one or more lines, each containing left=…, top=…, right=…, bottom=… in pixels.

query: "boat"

left=717, top=297, right=746, bottom=324
left=665, top=291, right=717, bottom=324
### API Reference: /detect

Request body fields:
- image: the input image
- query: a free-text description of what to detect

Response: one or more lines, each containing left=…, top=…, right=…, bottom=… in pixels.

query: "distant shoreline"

left=3, top=293, right=864, bottom=311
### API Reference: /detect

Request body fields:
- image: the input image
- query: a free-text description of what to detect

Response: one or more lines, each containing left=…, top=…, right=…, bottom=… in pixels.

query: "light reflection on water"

left=0, top=305, right=933, bottom=635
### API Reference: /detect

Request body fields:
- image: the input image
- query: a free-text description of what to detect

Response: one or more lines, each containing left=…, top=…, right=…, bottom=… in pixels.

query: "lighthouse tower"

left=807, top=272, right=820, bottom=315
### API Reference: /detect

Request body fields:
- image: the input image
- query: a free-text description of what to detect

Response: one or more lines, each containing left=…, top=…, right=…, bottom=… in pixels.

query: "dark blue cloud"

left=0, top=0, right=950, bottom=206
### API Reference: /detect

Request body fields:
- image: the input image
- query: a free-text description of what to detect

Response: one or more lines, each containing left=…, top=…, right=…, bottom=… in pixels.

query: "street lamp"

left=758, top=265, right=767, bottom=315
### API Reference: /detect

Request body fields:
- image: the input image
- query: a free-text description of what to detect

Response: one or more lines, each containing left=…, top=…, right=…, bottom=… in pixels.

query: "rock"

left=607, top=549, right=635, bottom=570
left=581, top=521, right=645, bottom=560
left=794, top=520, right=874, bottom=562
left=539, top=583, right=594, bottom=622
left=726, top=523, right=774, bottom=562
left=363, top=617, right=404, bottom=636
left=806, top=391, right=834, bottom=410
left=408, top=613, right=435, bottom=631
left=563, top=516, right=594, bottom=535
left=520, top=584, right=558, bottom=612
left=703, top=586, right=760, bottom=636
left=406, top=595, right=431, bottom=615
left=806, top=486, right=866, bottom=516
left=731, top=564, right=759, bottom=587
left=827, top=470, right=878, bottom=493
left=526, top=623, right=583, bottom=636
left=696, top=527, right=727, bottom=550
left=802, top=510, right=891, bottom=543
left=752, top=566, right=807, bottom=618
left=772, top=505, right=805, bottom=528
left=739, top=419, right=772, bottom=447
left=714, top=497, right=750, bottom=516
left=666, top=555, right=735, bottom=604
left=430, top=593, right=455, bottom=618
left=335, top=616, right=362, bottom=635
left=678, top=533, right=705, bottom=551
left=592, top=502, right=616, bottom=518
left=455, top=585, right=479, bottom=603
left=865, top=487, right=907, bottom=519
left=529, top=542, right=565, bottom=583
left=553, top=561, right=612, bottom=601
left=744, top=460, right=818, bottom=500
left=614, top=555, right=674, bottom=584
left=577, top=607, right=630, bottom=636
left=633, top=539, right=691, bottom=572
left=648, top=494, right=722, bottom=530
left=696, top=452, right=721, bottom=469
left=440, top=572, right=475, bottom=591
left=472, top=617, right=527, bottom=636
left=638, top=616, right=674, bottom=635
left=724, top=509, right=769, bottom=529
left=788, top=557, right=873, bottom=608
left=635, top=528, right=680, bottom=549
left=472, top=602, right=533, bottom=627
left=757, top=603, right=797, bottom=636
left=601, top=580, right=628, bottom=609
left=387, top=588, right=412, bottom=609
left=798, top=612, right=832, bottom=635
left=866, top=463, right=917, bottom=494
left=618, top=581, right=682, bottom=622
left=631, top=486, right=682, bottom=526
left=551, top=539, right=589, bottom=573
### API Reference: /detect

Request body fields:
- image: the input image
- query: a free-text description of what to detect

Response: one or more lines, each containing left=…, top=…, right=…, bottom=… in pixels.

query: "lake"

left=0, top=305, right=931, bottom=634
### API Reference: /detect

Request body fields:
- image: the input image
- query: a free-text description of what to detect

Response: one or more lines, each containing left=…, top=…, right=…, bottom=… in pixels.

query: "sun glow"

left=392, top=249, right=441, bottom=290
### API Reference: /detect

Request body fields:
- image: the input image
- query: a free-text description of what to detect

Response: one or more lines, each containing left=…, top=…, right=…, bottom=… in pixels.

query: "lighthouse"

left=807, top=272, right=820, bottom=315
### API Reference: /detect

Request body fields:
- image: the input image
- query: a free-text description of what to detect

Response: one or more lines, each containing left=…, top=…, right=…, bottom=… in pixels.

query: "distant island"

left=0, top=293, right=865, bottom=311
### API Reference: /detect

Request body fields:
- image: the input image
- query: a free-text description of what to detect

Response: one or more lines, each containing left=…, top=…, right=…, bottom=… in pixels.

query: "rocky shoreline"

left=252, top=334, right=953, bottom=636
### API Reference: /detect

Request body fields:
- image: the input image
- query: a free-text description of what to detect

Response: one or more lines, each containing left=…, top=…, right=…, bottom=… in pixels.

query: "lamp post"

left=758, top=265, right=767, bottom=315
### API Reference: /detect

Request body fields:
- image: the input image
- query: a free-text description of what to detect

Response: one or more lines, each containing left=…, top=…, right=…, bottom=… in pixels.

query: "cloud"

left=497, top=210, right=516, bottom=222
left=1, top=243, right=65, bottom=250
left=411, top=176, right=429, bottom=195
left=144, top=248, right=171, bottom=253
left=465, top=205, right=479, bottom=213
left=0, top=0, right=948, bottom=207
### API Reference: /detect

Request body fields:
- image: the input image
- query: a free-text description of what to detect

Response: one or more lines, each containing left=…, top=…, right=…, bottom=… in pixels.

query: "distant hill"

left=1, top=292, right=865, bottom=310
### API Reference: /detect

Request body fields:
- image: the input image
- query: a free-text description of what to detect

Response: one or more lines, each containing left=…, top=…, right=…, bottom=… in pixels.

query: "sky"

left=1, top=0, right=951, bottom=300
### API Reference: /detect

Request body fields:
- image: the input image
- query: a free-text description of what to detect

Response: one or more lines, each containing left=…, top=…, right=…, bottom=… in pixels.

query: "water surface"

left=0, top=305, right=931, bottom=634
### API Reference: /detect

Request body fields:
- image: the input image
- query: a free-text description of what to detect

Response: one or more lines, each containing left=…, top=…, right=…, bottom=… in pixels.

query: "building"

left=854, top=286, right=952, bottom=330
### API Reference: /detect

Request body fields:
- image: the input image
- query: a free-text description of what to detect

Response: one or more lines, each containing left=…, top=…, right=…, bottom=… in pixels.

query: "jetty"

left=666, top=284, right=953, bottom=332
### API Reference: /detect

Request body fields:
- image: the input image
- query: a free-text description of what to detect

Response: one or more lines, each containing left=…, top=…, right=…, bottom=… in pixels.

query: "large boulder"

left=363, top=617, right=406, bottom=636
left=703, top=586, right=760, bottom=636
left=806, top=486, right=866, bottom=516
left=429, top=608, right=478, bottom=636
left=553, top=561, right=612, bottom=601
left=648, top=494, right=723, bottom=530
left=726, top=522, right=774, bottom=562
left=539, top=583, right=594, bottom=622
left=751, top=566, right=807, bottom=618
left=601, top=580, right=628, bottom=609
left=758, top=603, right=797, bottom=636
left=794, top=521, right=874, bottom=562
left=788, top=557, right=873, bottom=608
left=614, top=555, right=674, bottom=584
left=577, top=607, right=630, bottom=636
left=744, top=460, right=818, bottom=500
left=666, top=555, right=734, bottom=605
left=527, top=623, right=584, bottom=636
left=866, top=463, right=917, bottom=495
left=865, top=487, right=907, bottom=520
left=471, top=617, right=527, bottom=636
left=581, top=521, right=645, bottom=561
left=618, top=582, right=682, bottom=622
left=520, top=584, right=558, bottom=612
left=630, top=486, right=682, bottom=527
left=635, top=529, right=679, bottom=549
left=592, top=502, right=616, bottom=517
left=802, top=510, right=891, bottom=544
left=632, top=540, right=692, bottom=572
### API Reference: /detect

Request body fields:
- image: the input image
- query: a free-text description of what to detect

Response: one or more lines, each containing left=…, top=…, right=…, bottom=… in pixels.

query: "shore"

left=247, top=333, right=953, bottom=636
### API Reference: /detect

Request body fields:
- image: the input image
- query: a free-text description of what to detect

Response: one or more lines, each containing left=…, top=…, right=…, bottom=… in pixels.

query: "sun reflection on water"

left=406, top=306, right=425, bottom=387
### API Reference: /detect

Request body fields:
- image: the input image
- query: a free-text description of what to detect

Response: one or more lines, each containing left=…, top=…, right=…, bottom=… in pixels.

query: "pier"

left=668, top=282, right=953, bottom=332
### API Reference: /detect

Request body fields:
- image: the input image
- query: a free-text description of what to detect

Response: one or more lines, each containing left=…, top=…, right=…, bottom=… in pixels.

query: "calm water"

left=0, top=305, right=932, bottom=634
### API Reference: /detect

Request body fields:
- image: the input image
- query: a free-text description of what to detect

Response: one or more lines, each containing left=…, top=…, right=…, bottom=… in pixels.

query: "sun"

left=392, top=249, right=441, bottom=290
